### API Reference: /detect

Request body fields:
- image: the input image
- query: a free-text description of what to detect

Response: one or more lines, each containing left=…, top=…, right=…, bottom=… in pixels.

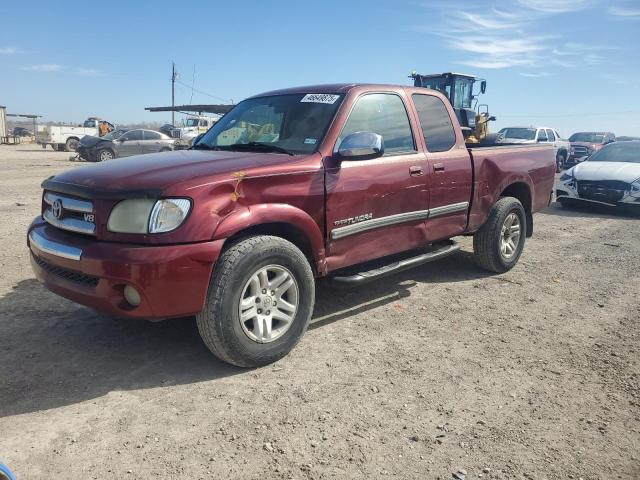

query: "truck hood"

left=572, top=161, right=640, bottom=183
left=46, top=150, right=312, bottom=195
left=570, top=141, right=601, bottom=148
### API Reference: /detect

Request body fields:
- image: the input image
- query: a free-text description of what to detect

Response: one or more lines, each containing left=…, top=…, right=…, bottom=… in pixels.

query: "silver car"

left=113, top=129, right=176, bottom=157
left=77, top=128, right=177, bottom=162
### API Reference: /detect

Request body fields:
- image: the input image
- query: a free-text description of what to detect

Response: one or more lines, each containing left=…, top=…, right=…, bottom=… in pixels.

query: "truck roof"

left=249, top=83, right=414, bottom=98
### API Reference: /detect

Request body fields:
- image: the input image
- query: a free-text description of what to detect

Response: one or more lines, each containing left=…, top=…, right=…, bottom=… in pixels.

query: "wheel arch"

left=213, top=204, right=326, bottom=275
left=500, top=181, right=533, bottom=237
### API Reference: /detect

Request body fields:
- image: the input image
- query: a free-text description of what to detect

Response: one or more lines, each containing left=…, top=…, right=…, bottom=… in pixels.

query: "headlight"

left=107, top=198, right=191, bottom=234
left=560, top=173, right=572, bottom=181
left=630, top=180, right=640, bottom=198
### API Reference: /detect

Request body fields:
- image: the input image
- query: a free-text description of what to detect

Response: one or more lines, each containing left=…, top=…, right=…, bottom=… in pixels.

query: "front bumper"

left=27, top=218, right=224, bottom=320
left=556, top=182, right=640, bottom=207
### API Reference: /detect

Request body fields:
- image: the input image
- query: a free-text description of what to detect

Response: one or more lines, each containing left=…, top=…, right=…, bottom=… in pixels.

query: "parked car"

left=27, top=83, right=555, bottom=367
left=77, top=129, right=175, bottom=162
left=616, top=136, right=640, bottom=142
left=12, top=126, right=33, bottom=137
left=566, top=131, right=615, bottom=168
left=38, top=117, right=115, bottom=152
left=556, top=141, right=640, bottom=210
left=497, top=126, right=570, bottom=172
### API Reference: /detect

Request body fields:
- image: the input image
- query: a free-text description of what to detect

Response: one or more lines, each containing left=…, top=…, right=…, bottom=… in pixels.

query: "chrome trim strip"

left=330, top=201, right=470, bottom=240
left=44, top=192, right=93, bottom=213
left=43, top=209, right=96, bottom=235
left=429, top=201, right=469, bottom=218
left=29, top=230, right=82, bottom=261
left=331, top=209, right=430, bottom=240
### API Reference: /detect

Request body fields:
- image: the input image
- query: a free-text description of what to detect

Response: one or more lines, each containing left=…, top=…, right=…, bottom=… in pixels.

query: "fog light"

left=124, top=285, right=141, bottom=307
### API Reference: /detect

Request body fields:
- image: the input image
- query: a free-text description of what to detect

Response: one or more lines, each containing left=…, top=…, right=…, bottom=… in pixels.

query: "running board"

left=329, top=240, right=460, bottom=286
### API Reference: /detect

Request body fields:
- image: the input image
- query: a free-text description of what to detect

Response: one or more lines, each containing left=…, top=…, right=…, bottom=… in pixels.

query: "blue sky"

left=1, top=0, right=639, bottom=135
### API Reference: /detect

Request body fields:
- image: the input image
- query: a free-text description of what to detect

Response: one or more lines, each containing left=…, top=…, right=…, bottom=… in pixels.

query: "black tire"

left=473, top=197, right=527, bottom=273
left=556, top=152, right=566, bottom=173
left=65, top=138, right=79, bottom=152
left=557, top=198, right=571, bottom=208
left=96, top=148, right=114, bottom=162
left=196, top=235, right=315, bottom=367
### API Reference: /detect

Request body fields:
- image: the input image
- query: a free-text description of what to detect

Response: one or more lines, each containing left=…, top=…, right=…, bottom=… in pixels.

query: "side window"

left=144, top=130, right=161, bottom=140
left=337, top=93, right=415, bottom=155
left=537, top=129, right=548, bottom=142
left=546, top=129, right=556, bottom=141
left=122, top=130, right=143, bottom=141
left=412, top=94, right=457, bottom=152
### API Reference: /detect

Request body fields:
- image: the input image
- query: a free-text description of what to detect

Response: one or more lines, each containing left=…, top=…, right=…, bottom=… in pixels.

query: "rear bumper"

left=27, top=218, right=223, bottom=320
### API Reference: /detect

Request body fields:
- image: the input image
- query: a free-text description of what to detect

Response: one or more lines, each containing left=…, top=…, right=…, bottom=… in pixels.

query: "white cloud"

left=519, top=71, right=553, bottom=77
left=608, top=6, right=640, bottom=17
left=0, top=46, right=21, bottom=54
left=415, top=1, right=610, bottom=71
left=73, top=67, right=104, bottom=77
left=517, top=0, right=595, bottom=13
left=21, top=64, right=64, bottom=72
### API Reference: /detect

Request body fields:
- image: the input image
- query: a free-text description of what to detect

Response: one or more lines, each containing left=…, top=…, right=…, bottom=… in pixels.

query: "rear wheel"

left=196, top=235, right=315, bottom=367
left=473, top=197, right=526, bottom=273
left=65, top=138, right=79, bottom=152
left=98, top=148, right=114, bottom=161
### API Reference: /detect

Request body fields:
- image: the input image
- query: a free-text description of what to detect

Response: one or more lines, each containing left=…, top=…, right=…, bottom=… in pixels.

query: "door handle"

left=433, top=163, right=445, bottom=173
left=409, top=166, right=423, bottom=176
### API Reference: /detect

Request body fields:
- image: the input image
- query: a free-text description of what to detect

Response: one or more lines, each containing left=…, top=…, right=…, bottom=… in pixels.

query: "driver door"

left=324, top=92, right=431, bottom=271
left=117, top=129, right=143, bottom=157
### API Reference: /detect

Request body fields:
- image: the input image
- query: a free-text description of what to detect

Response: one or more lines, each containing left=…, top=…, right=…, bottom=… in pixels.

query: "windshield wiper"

left=219, top=142, right=294, bottom=156
left=190, top=144, right=221, bottom=150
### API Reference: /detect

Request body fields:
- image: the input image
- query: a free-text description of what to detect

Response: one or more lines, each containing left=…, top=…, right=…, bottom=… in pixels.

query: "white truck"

left=39, top=117, right=115, bottom=152
left=170, top=114, right=221, bottom=145
left=497, top=126, right=571, bottom=172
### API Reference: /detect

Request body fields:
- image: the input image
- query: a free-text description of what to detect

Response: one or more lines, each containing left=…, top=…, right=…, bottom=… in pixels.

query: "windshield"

left=196, top=93, right=343, bottom=155
left=587, top=142, right=640, bottom=163
left=499, top=128, right=536, bottom=140
left=185, top=119, right=200, bottom=127
left=102, top=129, right=127, bottom=140
left=569, top=132, right=605, bottom=143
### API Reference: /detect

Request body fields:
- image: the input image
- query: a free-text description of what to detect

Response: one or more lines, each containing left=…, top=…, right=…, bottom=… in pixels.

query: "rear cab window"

left=537, top=129, right=548, bottom=142
left=411, top=94, right=457, bottom=152
left=336, top=93, right=416, bottom=156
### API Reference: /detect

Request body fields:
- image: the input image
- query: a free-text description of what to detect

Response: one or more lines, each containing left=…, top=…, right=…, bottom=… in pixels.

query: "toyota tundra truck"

left=27, top=84, right=555, bottom=367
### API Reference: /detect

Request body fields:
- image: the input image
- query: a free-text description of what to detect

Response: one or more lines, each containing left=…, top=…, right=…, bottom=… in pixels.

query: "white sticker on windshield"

left=300, top=93, right=340, bottom=104
left=304, top=138, right=317, bottom=145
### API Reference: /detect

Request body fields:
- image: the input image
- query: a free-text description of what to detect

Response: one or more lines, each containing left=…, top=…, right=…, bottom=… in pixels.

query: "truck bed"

left=466, top=143, right=555, bottom=233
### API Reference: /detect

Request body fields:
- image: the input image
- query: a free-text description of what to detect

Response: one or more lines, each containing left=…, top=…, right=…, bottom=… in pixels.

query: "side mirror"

left=480, top=80, right=487, bottom=94
left=337, top=132, right=384, bottom=161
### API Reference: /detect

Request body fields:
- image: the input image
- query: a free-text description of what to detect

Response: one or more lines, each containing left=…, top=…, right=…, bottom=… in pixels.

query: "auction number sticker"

left=300, top=94, right=340, bottom=104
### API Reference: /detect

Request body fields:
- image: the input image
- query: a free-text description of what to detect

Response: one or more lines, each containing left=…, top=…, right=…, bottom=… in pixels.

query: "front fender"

left=213, top=203, right=327, bottom=274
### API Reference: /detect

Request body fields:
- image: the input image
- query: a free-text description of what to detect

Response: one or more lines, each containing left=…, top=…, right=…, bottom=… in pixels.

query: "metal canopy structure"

left=145, top=104, right=234, bottom=115
left=5, top=112, right=43, bottom=143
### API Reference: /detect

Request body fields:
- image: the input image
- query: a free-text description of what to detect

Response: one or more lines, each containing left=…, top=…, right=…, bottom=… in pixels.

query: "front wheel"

left=473, top=197, right=526, bottom=273
left=196, top=236, right=315, bottom=367
left=97, top=148, right=114, bottom=161
left=556, top=152, right=566, bottom=173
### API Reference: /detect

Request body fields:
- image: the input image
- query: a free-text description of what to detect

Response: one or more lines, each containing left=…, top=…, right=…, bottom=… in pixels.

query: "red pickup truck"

left=28, top=84, right=555, bottom=367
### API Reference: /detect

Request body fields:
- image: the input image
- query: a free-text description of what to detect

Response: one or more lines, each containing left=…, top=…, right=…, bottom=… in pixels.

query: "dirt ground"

left=0, top=143, right=638, bottom=479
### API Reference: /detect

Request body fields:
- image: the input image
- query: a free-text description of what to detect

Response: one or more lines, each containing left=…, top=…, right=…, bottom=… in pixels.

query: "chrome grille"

left=572, top=145, right=590, bottom=157
left=43, top=191, right=96, bottom=235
